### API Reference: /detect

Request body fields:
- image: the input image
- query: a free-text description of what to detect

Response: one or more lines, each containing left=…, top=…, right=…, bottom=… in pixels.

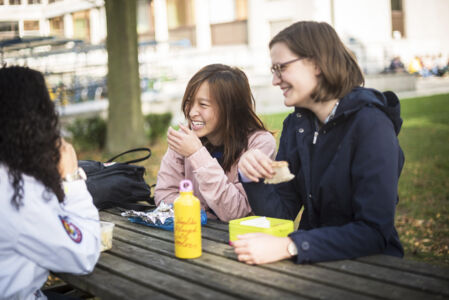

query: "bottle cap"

left=179, top=179, right=193, bottom=192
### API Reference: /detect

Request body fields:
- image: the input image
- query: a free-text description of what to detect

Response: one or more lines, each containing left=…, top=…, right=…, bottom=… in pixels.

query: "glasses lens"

left=271, top=64, right=281, bottom=78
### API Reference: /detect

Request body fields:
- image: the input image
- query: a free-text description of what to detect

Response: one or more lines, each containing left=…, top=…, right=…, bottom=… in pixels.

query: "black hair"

left=0, top=66, right=64, bottom=209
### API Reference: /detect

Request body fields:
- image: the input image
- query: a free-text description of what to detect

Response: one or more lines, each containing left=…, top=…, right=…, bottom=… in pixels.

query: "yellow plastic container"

left=229, top=216, right=294, bottom=242
left=174, top=180, right=202, bottom=259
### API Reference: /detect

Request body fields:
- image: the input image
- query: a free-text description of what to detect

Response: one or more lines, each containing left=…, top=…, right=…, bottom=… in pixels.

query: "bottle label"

left=175, top=216, right=200, bottom=249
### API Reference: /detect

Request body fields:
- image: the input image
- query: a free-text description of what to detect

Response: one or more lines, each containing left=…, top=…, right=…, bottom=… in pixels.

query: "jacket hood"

left=337, top=87, right=403, bottom=135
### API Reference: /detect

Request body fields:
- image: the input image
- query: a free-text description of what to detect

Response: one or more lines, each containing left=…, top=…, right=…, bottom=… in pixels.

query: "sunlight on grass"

left=396, top=94, right=449, bottom=266
left=402, top=117, right=449, bottom=130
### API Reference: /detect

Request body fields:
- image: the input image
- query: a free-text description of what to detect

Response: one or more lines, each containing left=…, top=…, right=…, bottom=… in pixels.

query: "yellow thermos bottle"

left=174, top=179, right=202, bottom=259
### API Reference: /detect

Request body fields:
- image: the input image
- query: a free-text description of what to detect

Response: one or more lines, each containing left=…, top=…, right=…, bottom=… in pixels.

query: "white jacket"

left=0, top=165, right=100, bottom=300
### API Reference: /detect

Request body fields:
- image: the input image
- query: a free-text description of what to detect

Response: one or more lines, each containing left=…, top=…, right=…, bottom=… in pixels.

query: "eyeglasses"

left=270, top=57, right=303, bottom=80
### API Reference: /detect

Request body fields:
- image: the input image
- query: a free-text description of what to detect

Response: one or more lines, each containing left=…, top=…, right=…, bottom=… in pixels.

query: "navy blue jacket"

left=243, top=87, right=404, bottom=263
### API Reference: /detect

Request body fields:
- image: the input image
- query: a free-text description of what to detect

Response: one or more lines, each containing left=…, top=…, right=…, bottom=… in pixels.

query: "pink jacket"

left=154, top=130, right=276, bottom=221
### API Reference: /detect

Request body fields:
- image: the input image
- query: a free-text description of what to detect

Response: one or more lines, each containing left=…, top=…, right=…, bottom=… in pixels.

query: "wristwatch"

left=287, top=241, right=298, bottom=257
left=64, top=167, right=87, bottom=182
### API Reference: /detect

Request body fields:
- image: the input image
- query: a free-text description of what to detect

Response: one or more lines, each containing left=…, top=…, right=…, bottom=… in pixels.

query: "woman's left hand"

left=167, top=124, right=203, bottom=157
left=58, top=138, right=78, bottom=179
left=232, top=233, right=293, bottom=265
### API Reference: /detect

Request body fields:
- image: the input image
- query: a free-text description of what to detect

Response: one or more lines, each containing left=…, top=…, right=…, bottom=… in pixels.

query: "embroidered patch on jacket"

left=59, top=215, right=83, bottom=243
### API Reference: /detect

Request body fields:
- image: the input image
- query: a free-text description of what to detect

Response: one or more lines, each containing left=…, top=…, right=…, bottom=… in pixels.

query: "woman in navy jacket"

left=233, top=21, right=404, bottom=264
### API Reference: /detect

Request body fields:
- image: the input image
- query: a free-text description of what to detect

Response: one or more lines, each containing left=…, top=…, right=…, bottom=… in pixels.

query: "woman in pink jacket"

left=154, top=64, right=276, bottom=222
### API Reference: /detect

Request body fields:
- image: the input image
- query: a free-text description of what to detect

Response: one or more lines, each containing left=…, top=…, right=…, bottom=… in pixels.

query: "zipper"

left=312, top=131, right=319, bottom=144
left=313, top=99, right=339, bottom=145
left=312, top=117, right=320, bottom=145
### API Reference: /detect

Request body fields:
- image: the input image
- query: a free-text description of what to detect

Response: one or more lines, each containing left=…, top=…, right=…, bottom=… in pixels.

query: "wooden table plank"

left=196, top=239, right=439, bottom=300
left=203, top=220, right=229, bottom=231
left=104, top=212, right=377, bottom=300
left=357, top=255, right=449, bottom=281
left=317, top=260, right=449, bottom=297
left=188, top=249, right=377, bottom=300
left=109, top=237, right=302, bottom=300
left=57, top=267, right=173, bottom=300
left=98, top=252, right=238, bottom=300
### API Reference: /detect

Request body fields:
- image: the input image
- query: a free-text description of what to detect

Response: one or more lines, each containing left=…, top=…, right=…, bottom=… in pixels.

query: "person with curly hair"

left=0, top=66, right=100, bottom=300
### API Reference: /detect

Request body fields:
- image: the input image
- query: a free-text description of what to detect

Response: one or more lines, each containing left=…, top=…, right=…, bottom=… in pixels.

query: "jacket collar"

left=294, top=87, right=403, bottom=135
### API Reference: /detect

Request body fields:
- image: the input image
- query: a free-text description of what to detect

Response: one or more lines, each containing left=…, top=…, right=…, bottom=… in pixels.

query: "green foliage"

left=145, top=112, right=172, bottom=144
left=66, top=116, right=107, bottom=151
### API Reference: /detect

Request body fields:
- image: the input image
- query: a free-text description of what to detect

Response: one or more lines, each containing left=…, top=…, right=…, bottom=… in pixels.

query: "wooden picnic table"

left=57, top=209, right=449, bottom=300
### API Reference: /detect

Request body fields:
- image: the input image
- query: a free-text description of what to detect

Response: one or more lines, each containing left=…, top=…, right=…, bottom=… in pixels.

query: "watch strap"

left=64, top=167, right=87, bottom=182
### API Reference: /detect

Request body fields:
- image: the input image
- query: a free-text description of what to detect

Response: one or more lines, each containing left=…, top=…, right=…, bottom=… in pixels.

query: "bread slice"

left=264, top=161, right=295, bottom=184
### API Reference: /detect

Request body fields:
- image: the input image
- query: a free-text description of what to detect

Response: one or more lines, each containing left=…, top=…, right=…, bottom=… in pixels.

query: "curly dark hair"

left=0, top=66, right=64, bottom=209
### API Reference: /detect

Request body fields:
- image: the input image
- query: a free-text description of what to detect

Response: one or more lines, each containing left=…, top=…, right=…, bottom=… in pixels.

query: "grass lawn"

left=76, top=93, right=449, bottom=266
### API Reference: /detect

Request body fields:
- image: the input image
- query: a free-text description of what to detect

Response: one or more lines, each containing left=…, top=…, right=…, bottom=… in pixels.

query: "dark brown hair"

left=181, top=64, right=268, bottom=172
left=0, top=66, right=64, bottom=209
left=269, top=21, right=364, bottom=102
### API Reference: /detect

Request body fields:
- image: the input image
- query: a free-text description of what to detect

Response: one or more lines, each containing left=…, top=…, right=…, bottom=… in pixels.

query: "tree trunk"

left=105, top=0, right=146, bottom=153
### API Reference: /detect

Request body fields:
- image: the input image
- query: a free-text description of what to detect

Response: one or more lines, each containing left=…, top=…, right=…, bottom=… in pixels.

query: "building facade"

left=1, top=0, right=448, bottom=112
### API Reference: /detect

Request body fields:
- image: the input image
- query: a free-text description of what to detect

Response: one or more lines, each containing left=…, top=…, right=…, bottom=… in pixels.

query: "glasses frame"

left=270, top=57, right=303, bottom=80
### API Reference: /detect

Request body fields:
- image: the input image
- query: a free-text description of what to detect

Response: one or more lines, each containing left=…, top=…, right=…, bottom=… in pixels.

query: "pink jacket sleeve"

left=188, top=131, right=276, bottom=222
left=154, top=131, right=276, bottom=222
left=154, top=148, right=185, bottom=206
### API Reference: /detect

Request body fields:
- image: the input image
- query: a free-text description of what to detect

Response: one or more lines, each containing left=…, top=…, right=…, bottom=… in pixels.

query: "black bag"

left=78, top=148, right=155, bottom=211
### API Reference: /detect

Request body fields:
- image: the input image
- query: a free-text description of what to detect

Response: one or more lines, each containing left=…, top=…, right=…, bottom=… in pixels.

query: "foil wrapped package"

left=121, top=201, right=207, bottom=231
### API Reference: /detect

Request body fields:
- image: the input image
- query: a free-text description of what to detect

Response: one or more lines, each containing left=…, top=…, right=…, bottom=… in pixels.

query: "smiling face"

left=270, top=42, right=320, bottom=109
left=187, top=81, right=221, bottom=145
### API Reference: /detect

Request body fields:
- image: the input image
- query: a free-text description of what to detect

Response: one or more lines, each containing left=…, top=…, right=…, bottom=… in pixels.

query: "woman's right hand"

left=238, top=149, right=274, bottom=182
left=58, top=138, right=78, bottom=179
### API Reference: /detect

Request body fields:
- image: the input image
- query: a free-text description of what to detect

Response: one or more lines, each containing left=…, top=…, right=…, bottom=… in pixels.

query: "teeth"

left=192, top=121, right=204, bottom=126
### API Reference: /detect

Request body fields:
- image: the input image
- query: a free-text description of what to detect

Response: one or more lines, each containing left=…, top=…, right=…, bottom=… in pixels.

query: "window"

left=49, top=16, right=64, bottom=37
left=10, top=0, right=21, bottom=4
left=391, top=0, right=405, bottom=38
left=73, top=10, right=90, bottom=42
left=167, top=0, right=194, bottom=29
left=137, top=0, right=154, bottom=37
left=24, top=20, right=40, bottom=31
left=28, top=0, right=41, bottom=4
left=0, top=22, right=18, bottom=32
left=0, top=21, right=19, bottom=39
left=209, top=0, right=248, bottom=45
left=391, top=0, right=402, bottom=10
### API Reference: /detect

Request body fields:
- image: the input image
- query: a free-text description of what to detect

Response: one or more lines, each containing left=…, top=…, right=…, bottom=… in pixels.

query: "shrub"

left=66, top=116, right=107, bottom=150
left=145, top=112, right=172, bottom=144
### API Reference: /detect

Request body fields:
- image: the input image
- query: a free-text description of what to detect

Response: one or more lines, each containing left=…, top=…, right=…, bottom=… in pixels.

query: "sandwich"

left=264, top=161, right=295, bottom=184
